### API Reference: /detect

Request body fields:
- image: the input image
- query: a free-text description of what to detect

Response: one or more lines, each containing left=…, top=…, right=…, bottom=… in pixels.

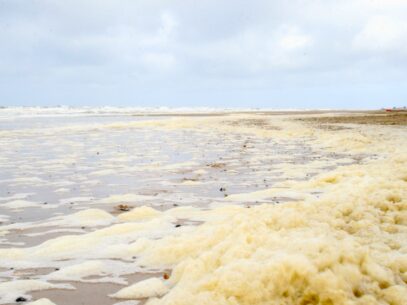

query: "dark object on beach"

left=175, top=224, right=181, bottom=228
left=15, top=297, right=27, bottom=302
left=163, top=273, right=170, bottom=280
left=219, top=187, right=226, bottom=192
left=299, top=111, right=407, bottom=126
left=116, top=204, right=130, bottom=211
left=207, top=162, right=226, bottom=168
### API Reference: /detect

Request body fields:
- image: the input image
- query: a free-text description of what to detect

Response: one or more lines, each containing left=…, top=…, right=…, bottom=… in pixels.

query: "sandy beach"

left=0, top=109, right=406, bottom=305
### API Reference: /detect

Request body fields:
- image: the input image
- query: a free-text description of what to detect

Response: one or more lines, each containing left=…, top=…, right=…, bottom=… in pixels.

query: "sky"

left=0, top=0, right=406, bottom=109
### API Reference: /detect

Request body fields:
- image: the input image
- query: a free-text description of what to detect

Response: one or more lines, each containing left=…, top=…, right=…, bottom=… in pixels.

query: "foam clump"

left=111, top=278, right=169, bottom=299
left=26, top=298, right=57, bottom=305
left=55, top=208, right=115, bottom=227
left=1, top=200, right=40, bottom=211
left=46, top=260, right=107, bottom=282
left=118, top=206, right=161, bottom=221
left=45, top=259, right=141, bottom=284
left=0, top=217, right=176, bottom=263
left=113, top=301, right=140, bottom=305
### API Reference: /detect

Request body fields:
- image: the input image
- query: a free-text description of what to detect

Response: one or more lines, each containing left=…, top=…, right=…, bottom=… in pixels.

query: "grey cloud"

left=0, top=0, right=406, bottom=107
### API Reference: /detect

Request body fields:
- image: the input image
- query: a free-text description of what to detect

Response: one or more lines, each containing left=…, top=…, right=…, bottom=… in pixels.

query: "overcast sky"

left=0, top=0, right=406, bottom=109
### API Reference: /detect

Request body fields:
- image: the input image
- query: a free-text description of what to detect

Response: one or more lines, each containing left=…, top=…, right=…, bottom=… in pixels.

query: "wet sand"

left=31, top=272, right=164, bottom=305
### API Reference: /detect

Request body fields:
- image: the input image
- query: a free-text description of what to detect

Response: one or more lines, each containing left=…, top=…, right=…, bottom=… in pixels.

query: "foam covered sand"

left=137, top=155, right=407, bottom=305
left=0, top=112, right=406, bottom=305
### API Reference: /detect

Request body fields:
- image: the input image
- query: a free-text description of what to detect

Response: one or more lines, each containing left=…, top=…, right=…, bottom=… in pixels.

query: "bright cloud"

left=353, top=15, right=407, bottom=52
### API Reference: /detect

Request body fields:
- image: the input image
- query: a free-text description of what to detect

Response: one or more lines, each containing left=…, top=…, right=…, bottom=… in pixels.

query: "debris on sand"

left=207, top=162, right=226, bottom=169
left=15, top=297, right=27, bottom=302
left=116, top=204, right=131, bottom=212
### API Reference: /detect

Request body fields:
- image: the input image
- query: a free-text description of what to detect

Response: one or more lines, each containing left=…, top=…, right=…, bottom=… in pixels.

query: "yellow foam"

left=111, top=278, right=169, bottom=299
left=118, top=207, right=161, bottom=221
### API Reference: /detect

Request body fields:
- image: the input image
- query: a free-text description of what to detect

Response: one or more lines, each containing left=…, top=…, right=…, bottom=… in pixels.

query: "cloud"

left=277, top=27, right=313, bottom=51
left=353, top=15, right=407, bottom=53
left=141, top=53, right=177, bottom=71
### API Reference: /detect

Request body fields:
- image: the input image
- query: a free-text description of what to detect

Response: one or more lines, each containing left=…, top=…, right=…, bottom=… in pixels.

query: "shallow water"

left=0, top=114, right=354, bottom=224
